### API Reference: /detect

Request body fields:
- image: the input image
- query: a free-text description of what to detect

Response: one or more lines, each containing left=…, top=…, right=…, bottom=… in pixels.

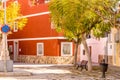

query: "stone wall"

left=17, top=55, right=74, bottom=64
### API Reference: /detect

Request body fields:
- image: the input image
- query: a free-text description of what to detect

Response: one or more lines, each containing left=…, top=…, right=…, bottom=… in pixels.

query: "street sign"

left=1, top=24, right=10, bottom=33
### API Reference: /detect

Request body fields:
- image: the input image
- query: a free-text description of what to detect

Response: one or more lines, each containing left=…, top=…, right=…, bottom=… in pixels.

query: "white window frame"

left=14, top=0, right=18, bottom=4
left=29, top=0, right=41, bottom=6
left=108, top=33, right=111, bottom=42
left=45, top=0, right=50, bottom=3
left=61, top=42, right=73, bottom=56
left=51, top=21, right=55, bottom=29
left=37, top=43, right=44, bottom=56
left=13, top=22, right=18, bottom=32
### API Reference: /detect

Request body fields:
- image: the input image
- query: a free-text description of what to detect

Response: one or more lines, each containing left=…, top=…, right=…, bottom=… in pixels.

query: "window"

left=86, top=34, right=91, bottom=39
left=13, top=22, right=18, bottom=32
left=0, top=0, right=3, bottom=10
left=83, top=50, right=85, bottom=55
left=108, top=33, right=111, bottom=42
left=45, top=0, right=50, bottom=3
left=51, top=21, right=55, bottom=29
left=82, top=46, right=92, bottom=56
left=14, top=0, right=18, bottom=4
left=61, top=42, right=72, bottom=56
left=110, top=45, right=112, bottom=49
left=29, top=0, right=44, bottom=6
left=115, top=30, right=120, bottom=43
left=37, top=43, right=44, bottom=56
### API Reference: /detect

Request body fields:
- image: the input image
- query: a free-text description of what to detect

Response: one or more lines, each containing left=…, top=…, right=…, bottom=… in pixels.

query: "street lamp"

left=0, top=0, right=13, bottom=72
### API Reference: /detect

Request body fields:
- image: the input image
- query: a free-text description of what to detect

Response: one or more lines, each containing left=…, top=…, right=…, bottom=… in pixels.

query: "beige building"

left=107, top=28, right=120, bottom=66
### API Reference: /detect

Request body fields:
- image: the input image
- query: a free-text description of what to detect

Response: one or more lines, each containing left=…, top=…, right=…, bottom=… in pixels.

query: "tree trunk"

left=81, top=34, right=92, bottom=71
left=74, top=41, right=79, bottom=66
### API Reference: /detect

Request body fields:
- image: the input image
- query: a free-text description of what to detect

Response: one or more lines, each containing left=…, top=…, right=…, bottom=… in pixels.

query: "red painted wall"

left=8, top=39, right=76, bottom=57
left=8, top=0, right=63, bottom=39
left=7, top=0, right=74, bottom=57
left=18, top=39, right=59, bottom=56
left=19, top=0, right=47, bottom=15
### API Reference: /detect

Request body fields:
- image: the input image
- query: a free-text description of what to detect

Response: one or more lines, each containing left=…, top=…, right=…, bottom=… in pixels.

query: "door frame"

left=13, top=40, right=19, bottom=61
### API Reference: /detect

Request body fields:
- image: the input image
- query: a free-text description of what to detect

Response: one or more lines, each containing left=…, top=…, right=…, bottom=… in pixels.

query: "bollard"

left=100, top=59, right=108, bottom=78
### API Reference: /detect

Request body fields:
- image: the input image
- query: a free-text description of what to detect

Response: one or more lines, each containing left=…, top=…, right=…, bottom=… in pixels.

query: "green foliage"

left=0, top=1, right=27, bottom=31
left=49, top=0, right=95, bottom=42
left=49, top=0, right=120, bottom=71
left=92, top=22, right=111, bottom=38
left=49, top=0, right=119, bottom=39
left=91, top=0, right=119, bottom=38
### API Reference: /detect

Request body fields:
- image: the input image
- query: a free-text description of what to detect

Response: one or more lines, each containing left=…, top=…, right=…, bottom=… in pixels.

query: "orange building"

left=7, top=0, right=75, bottom=64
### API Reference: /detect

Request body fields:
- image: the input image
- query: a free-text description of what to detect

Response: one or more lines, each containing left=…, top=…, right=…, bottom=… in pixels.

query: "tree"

left=0, top=1, right=27, bottom=31
left=49, top=0, right=95, bottom=71
left=49, top=0, right=119, bottom=71
left=91, top=0, right=119, bottom=38
left=91, top=0, right=120, bottom=66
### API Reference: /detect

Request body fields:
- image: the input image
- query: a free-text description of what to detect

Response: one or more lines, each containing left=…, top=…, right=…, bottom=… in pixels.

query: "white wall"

left=80, top=38, right=107, bottom=63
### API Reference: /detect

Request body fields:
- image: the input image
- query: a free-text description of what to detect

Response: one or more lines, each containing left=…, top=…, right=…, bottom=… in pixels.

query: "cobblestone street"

left=0, top=63, right=120, bottom=80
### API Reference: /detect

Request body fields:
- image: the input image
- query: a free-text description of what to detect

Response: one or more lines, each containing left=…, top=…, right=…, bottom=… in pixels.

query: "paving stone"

left=0, top=64, right=119, bottom=80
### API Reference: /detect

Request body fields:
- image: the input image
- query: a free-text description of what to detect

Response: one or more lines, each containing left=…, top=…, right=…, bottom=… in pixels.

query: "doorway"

left=14, top=41, right=19, bottom=61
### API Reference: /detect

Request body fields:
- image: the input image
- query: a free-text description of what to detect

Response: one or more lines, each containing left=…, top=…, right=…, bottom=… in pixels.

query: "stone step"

left=0, top=70, right=32, bottom=76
